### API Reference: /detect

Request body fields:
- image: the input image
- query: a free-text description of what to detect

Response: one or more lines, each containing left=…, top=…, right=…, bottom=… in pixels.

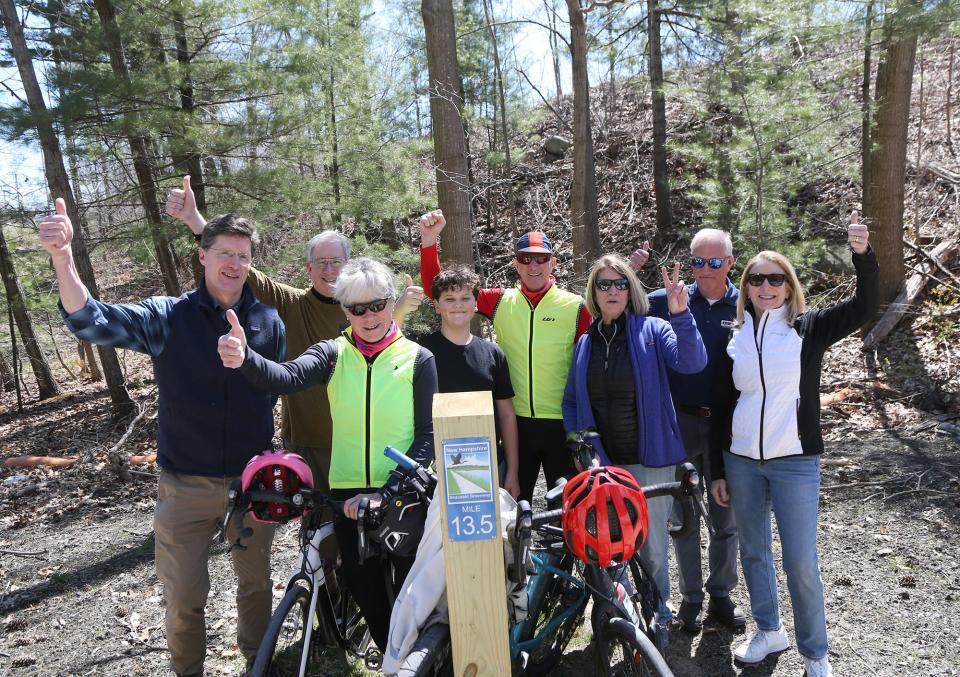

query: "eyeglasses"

left=689, top=256, right=728, bottom=269
left=311, top=258, right=345, bottom=270
left=516, top=253, right=552, bottom=265
left=344, top=298, right=390, bottom=316
left=747, top=273, right=787, bottom=287
left=208, top=248, right=251, bottom=265
left=595, top=277, right=630, bottom=292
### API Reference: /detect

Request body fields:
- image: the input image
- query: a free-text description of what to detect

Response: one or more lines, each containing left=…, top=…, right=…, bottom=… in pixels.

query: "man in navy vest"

left=40, top=200, right=285, bottom=677
left=647, top=228, right=745, bottom=633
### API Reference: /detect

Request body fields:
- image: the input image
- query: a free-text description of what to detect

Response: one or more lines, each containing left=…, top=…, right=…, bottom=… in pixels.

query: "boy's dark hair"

left=432, top=266, right=480, bottom=300
left=200, top=213, right=259, bottom=250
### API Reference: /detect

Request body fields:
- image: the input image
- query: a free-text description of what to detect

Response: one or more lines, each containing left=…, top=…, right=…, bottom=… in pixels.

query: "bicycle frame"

left=509, top=551, right=588, bottom=660
left=283, top=519, right=337, bottom=677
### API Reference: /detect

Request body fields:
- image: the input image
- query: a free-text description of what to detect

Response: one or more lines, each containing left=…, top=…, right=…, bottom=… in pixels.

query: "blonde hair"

left=585, top=254, right=649, bottom=318
left=736, top=250, right=806, bottom=326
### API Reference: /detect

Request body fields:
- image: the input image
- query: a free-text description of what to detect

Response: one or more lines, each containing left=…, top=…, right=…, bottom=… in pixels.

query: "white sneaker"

left=803, top=655, right=834, bottom=677
left=733, top=624, right=790, bottom=664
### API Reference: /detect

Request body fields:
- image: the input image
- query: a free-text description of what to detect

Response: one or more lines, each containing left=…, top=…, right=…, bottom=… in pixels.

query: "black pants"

left=516, top=417, right=571, bottom=503
left=331, top=489, right=415, bottom=651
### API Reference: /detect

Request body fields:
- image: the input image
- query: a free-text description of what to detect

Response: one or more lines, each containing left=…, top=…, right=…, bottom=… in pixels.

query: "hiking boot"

left=674, top=600, right=703, bottom=633
left=707, top=595, right=747, bottom=629
left=733, top=624, right=790, bottom=664
left=803, top=655, right=834, bottom=677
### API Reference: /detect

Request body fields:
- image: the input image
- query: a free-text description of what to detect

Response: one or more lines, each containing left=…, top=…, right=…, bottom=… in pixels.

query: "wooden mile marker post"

left=432, top=391, right=511, bottom=675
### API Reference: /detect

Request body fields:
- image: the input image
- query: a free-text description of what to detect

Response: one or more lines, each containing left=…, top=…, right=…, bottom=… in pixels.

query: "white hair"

left=690, top=228, right=733, bottom=257
left=334, top=257, right=397, bottom=305
left=306, top=230, right=351, bottom=263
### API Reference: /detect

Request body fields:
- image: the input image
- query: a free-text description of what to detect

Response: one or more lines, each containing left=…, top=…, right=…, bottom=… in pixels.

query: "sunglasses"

left=747, top=273, right=787, bottom=287
left=344, top=298, right=390, bottom=316
left=689, top=256, right=728, bottom=269
left=595, top=277, right=630, bottom=292
left=516, top=253, right=552, bottom=265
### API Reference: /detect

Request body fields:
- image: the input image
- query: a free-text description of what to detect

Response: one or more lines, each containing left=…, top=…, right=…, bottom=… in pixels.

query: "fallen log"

left=863, top=237, right=960, bottom=349
left=3, top=456, right=77, bottom=469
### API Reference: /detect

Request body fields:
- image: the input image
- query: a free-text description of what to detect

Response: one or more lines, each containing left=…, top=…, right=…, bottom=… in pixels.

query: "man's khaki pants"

left=154, top=470, right=275, bottom=676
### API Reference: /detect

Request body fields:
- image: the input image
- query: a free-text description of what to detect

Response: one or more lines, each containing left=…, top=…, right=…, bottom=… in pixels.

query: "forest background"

left=1, top=0, right=960, bottom=674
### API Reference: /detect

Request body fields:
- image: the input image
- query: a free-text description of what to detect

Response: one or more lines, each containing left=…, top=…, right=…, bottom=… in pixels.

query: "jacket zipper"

left=527, top=299, right=536, bottom=418
left=365, top=362, right=373, bottom=487
left=601, top=322, right=617, bottom=450
left=753, top=313, right=768, bottom=461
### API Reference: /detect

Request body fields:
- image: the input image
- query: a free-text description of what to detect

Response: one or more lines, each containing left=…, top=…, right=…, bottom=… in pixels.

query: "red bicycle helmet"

left=241, top=450, right=314, bottom=523
left=561, top=467, right=648, bottom=567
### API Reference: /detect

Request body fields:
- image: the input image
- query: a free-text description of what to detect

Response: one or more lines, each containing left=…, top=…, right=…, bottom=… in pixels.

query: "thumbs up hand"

left=38, top=198, right=75, bottom=260
left=218, top=309, right=247, bottom=368
left=394, top=273, right=425, bottom=325
left=629, top=240, right=651, bottom=271
left=165, top=175, right=206, bottom=233
left=847, top=210, right=869, bottom=255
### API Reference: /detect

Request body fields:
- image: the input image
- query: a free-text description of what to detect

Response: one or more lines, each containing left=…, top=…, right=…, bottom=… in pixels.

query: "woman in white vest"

left=709, top=212, right=878, bottom=677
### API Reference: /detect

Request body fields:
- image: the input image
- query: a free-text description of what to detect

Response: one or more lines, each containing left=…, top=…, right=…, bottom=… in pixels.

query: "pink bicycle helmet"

left=241, top=450, right=314, bottom=523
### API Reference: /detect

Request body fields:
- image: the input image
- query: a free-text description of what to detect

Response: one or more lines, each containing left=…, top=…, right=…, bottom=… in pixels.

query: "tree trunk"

left=861, top=0, right=875, bottom=217
left=421, top=0, right=474, bottom=266
left=160, top=8, right=206, bottom=285
left=79, top=339, right=102, bottom=381
left=0, top=227, right=60, bottom=399
left=566, top=0, right=601, bottom=277
left=545, top=0, right=563, bottom=105
left=1, top=0, right=134, bottom=417
left=648, top=0, right=673, bottom=234
left=93, top=0, right=181, bottom=297
left=482, top=0, right=517, bottom=240
left=869, top=25, right=917, bottom=306
left=0, top=349, right=13, bottom=392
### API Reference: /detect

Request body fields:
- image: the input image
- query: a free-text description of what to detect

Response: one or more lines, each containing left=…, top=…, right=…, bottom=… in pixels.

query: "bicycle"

left=393, top=431, right=711, bottom=677
left=223, top=446, right=436, bottom=677
left=394, top=479, right=585, bottom=677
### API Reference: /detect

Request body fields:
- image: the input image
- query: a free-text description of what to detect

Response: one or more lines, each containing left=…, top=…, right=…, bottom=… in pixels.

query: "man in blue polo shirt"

left=39, top=200, right=285, bottom=676
left=648, top=228, right=745, bottom=633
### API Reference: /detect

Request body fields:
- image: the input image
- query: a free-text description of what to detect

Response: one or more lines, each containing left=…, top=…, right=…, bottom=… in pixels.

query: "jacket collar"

left=197, top=277, right=257, bottom=314
left=689, top=278, right=738, bottom=306
left=746, top=302, right=790, bottom=327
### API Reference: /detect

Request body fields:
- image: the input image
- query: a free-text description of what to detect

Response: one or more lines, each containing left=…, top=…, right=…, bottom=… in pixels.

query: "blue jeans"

left=724, top=452, right=827, bottom=660
left=619, top=463, right=676, bottom=622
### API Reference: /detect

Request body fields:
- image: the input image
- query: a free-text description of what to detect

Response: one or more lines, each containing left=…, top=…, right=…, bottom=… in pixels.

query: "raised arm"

left=805, top=211, right=880, bottom=346
left=39, top=198, right=88, bottom=313
left=164, top=175, right=207, bottom=234
left=654, top=263, right=706, bottom=373
left=419, top=209, right=445, bottom=299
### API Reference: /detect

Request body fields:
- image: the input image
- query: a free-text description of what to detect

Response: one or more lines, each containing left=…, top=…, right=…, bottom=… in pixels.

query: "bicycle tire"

left=520, top=554, right=588, bottom=676
left=596, top=617, right=672, bottom=677
left=394, top=622, right=454, bottom=677
left=251, top=584, right=312, bottom=677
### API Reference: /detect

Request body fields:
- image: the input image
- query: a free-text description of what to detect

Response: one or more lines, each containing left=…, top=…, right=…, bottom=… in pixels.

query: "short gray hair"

left=334, top=257, right=397, bottom=306
left=306, top=230, right=351, bottom=263
left=690, top=228, right=733, bottom=257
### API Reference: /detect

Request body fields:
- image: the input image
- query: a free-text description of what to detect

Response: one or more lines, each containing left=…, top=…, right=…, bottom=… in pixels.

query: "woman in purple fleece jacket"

left=562, top=253, right=706, bottom=625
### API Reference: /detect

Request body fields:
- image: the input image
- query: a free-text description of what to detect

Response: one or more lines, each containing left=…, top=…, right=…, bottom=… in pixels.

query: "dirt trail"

left=2, top=424, right=958, bottom=676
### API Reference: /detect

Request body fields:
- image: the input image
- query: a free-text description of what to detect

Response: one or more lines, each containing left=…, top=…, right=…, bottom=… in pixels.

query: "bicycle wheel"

left=394, top=623, right=454, bottom=677
left=251, top=585, right=312, bottom=677
left=520, top=554, right=588, bottom=676
left=596, top=617, right=672, bottom=677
